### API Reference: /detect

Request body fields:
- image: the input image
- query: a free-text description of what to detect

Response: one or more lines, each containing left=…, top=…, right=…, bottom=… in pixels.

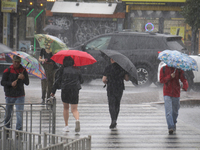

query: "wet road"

left=1, top=76, right=200, bottom=130
left=1, top=76, right=200, bottom=149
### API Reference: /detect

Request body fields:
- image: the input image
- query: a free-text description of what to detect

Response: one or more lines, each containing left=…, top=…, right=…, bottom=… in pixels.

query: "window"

left=85, top=36, right=112, bottom=50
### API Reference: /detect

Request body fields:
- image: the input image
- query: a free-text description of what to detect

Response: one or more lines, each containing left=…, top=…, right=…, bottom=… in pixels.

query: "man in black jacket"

left=1, top=55, right=29, bottom=130
left=102, top=58, right=129, bottom=129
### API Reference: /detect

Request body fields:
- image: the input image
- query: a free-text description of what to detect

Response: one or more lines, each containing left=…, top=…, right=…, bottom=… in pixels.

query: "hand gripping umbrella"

left=7, top=51, right=46, bottom=79
left=100, top=50, right=138, bottom=85
left=51, top=50, right=97, bottom=66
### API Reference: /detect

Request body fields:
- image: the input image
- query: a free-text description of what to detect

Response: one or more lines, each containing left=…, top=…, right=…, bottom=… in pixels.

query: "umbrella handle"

left=173, top=69, right=176, bottom=73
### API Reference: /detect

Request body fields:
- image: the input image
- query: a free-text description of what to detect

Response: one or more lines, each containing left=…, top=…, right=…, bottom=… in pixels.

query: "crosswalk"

left=51, top=103, right=200, bottom=150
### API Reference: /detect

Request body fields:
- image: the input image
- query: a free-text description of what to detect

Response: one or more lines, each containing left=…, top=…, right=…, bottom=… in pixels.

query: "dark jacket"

left=1, top=65, right=29, bottom=97
left=160, top=65, right=188, bottom=97
left=103, top=63, right=127, bottom=92
left=52, top=66, right=84, bottom=94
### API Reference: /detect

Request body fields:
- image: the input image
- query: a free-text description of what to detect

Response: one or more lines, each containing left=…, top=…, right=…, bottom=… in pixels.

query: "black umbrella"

left=43, top=25, right=65, bottom=34
left=0, top=43, right=13, bottom=54
left=100, top=50, right=138, bottom=85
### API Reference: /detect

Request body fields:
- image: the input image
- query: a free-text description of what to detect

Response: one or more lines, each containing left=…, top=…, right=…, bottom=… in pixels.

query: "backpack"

left=54, top=66, right=64, bottom=89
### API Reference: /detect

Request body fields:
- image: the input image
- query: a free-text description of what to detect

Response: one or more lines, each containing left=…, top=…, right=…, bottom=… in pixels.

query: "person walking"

left=102, top=58, right=129, bottom=129
left=39, top=48, right=55, bottom=104
left=50, top=56, right=84, bottom=132
left=160, top=65, right=188, bottom=134
left=1, top=55, right=29, bottom=131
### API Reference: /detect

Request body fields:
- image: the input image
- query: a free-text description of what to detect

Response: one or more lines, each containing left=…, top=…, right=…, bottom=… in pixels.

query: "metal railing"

left=0, top=127, right=91, bottom=150
left=0, top=98, right=91, bottom=150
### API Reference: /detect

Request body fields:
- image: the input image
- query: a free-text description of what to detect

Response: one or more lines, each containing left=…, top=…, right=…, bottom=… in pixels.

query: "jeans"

left=164, top=96, right=180, bottom=129
left=5, top=96, right=25, bottom=130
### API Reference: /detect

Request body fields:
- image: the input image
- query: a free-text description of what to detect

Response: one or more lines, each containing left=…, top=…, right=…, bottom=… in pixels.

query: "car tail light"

left=158, top=51, right=161, bottom=54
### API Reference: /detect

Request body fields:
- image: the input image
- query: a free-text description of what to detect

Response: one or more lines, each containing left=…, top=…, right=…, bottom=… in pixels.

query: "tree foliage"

left=181, top=0, right=200, bottom=30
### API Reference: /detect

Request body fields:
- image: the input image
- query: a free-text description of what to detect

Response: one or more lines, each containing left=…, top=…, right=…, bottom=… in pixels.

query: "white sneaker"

left=75, top=120, right=80, bottom=132
left=63, top=126, right=69, bottom=132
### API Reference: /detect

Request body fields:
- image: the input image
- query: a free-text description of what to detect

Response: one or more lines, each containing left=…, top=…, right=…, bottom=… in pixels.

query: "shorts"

left=61, top=88, right=79, bottom=104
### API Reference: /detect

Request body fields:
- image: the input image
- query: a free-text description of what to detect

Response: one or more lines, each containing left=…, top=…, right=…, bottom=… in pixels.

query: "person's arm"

left=39, top=49, right=46, bottom=62
left=22, top=69, right=29, bottom=86
left=160, top=67, right=172, bottom=84
left=102, top=76, right=107, bottom=84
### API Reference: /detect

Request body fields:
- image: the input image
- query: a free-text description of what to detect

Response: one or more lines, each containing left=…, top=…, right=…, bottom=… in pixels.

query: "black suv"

left=72, top=31, right=188, bottom=86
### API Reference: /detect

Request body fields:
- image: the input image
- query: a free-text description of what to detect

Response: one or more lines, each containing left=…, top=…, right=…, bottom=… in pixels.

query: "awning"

left=51, top=2, right=117, bottom=15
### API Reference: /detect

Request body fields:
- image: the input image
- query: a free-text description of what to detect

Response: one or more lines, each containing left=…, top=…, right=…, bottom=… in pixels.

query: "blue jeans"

left=164, top=96, right=180, bottom=129
left=5, top=96, right=25, bottom=130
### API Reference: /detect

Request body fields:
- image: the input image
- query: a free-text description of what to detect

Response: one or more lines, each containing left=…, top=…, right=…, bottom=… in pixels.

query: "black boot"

left=41, top=99, right=45, bottom=104
left=109, top=120, right=117, bottom=129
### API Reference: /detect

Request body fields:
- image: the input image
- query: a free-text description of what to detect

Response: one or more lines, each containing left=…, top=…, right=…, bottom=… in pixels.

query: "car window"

left=136, top=37, right=162, bottom=49
left=167, top=40, right=186, bottom=51
left=85, top=36, right=112, bottom=50
left=110, top=35, right=137, bottom=50
left=166, top=37, right=187, bottom=51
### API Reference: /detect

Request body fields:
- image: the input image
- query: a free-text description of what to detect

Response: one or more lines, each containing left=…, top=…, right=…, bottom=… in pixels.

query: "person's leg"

left=172, top=97, right=180, bottom=130
left=5, top=97, right=14, bottom=128
left=115, top=90, right=123, bottom=121
left=46, top=64, right=54, bottom=99
left=108, top=91, right=117, bottom=128
left=15, top=96, right=25, bottom=130
left=41, top=79, right=47, bottom=99
left=164, top=96, right=174, bottom=129
left=41, top=64, right=47, bottom=103
left=108, top=94, right=116, bottom=122
left=71, top=104, right=79, bottom=120
left=63, top=102, right=70, bottom=126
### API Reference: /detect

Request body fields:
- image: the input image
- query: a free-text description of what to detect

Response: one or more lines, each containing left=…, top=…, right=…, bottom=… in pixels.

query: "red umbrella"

left=51, top=50, right=97, bottom=66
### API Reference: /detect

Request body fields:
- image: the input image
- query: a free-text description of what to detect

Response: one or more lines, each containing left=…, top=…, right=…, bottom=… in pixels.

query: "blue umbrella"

left=158, top=50, right=198, bottom=71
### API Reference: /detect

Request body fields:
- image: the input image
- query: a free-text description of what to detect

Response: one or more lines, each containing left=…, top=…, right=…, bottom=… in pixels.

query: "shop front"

left=122, top=0, right=194, bottom=52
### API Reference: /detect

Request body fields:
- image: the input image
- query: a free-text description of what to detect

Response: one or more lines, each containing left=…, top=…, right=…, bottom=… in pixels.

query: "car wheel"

left=135, top=64, right=152, bottom=87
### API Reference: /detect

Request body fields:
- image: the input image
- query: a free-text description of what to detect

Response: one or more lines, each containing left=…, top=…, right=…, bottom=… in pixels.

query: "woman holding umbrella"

left=50, top=56, right=84, bottom=133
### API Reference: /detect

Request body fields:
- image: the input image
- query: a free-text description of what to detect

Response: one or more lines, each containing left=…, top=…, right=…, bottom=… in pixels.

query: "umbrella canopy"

left=0, top=43, right=13, bottom=54
left=100, top=50, right=138, bottom=85
left=43, top=25, right=65, bottom=34
left=7, top=51, right=46, bottom=79
left=51, top=50, right=97, bottom=66
left=158, top=50, right=198, bottom=71
left=34, top=34, right=68, bottom=54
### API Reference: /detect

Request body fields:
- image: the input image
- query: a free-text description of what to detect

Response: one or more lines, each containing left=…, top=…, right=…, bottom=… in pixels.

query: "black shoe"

left=169, top=129, right=173, bottom=135
left=109, top=120, right=117, bottom=129
left=41, top=99, right=45, bottom=104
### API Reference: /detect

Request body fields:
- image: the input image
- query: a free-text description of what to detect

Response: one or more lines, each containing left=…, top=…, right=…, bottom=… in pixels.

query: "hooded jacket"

left=51, top=66, right=84, bottom=94
left=1, top=64, right=29, bottom=97
left=160, top=65, right=188, bottom=97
